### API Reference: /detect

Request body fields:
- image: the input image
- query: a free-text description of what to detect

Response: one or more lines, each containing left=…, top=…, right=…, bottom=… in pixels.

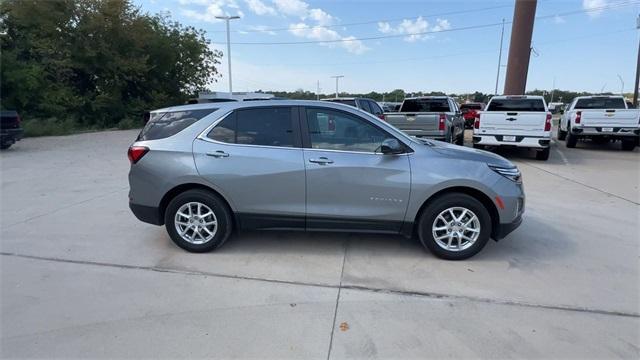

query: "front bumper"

left=129, top=202, right=163, bottom=225
left=493, top=214, right=523, bottom=240
left=473, top=134, right=550, bottom=149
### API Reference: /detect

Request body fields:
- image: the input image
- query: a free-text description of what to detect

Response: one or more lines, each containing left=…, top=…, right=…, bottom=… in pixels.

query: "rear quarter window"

left=137, top=109, right=216, bottom=141
left=400, top=99, right=451, bottom=112
left=487, top=99, right=545, bottom=112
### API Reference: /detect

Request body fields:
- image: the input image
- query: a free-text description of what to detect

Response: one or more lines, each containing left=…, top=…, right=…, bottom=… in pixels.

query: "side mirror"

left=380, top=138, right=404, bottom=155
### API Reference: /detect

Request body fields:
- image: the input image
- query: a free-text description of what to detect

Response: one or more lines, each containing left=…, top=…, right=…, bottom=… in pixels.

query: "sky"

left=136, top=0, right=640, bottom=95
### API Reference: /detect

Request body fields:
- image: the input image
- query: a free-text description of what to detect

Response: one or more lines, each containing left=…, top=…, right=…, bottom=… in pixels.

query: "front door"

left=301, top=107, right=411, bottom=232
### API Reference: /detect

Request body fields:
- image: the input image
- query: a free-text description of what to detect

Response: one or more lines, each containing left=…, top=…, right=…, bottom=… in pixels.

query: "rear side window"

left=574, top=98, right=626, bottom=109
left=487, top=99, right=545, bottom=112
left=208, top=107, right=294, bottom=147
left=138, top=109, right=216, bottom=141
left=400, top=99, right=451, bottom=112
left=369, top=101, right=383, bottom=116
left=358, top=99, right=372, bottom=113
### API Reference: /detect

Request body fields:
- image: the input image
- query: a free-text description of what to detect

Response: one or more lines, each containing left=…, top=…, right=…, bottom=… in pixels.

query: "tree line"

left=1, top=0, right=221, bottom=135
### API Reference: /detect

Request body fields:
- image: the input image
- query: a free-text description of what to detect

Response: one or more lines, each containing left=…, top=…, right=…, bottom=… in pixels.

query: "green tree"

left=1, top=0, right=221, bottom=133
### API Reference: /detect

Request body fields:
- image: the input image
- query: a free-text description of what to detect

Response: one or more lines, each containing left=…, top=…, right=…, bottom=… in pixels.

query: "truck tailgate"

left=384, top=113, right=439, bottom=132
left=580, top=109, right=640, bottom=127
left=479, top=112, right=546, bottom=132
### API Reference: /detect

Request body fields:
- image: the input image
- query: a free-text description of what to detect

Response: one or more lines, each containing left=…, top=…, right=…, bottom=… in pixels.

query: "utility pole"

left=494, top=18, right=505, bottom=95
left=316, top=80, right=320, bottom=100
left=504, top=0, right=537, bottom=95
left=215, top=15, right=240, bottom=94
left=550, top=77, right=555, bottom=103
left=633, top=14, right=640, bottom=107
left=617, top=74, right=624, bottom=95
left=330, top=75, right=344, bottom=98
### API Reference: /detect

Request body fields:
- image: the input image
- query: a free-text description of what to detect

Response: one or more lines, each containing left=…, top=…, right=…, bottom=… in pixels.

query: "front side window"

left=138, top=109, right=216, bottom=141
left=306, top=108, right=389, bottom=153
left=208, top=107, right=293, bottom=147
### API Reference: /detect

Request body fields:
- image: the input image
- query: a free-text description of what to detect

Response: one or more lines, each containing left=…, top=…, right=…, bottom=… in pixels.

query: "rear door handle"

left=309, top=157, right=333, bottom=164
left=207, top=150, right=229, bottom=158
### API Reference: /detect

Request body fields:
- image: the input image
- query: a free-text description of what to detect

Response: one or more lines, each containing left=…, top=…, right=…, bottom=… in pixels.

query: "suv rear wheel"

left=417, top=193, right=491, bottom=260
left=164, top=189, right=233, bottom=252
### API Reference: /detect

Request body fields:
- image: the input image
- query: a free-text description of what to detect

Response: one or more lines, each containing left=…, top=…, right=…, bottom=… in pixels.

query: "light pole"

left=330, top=75, right=344, bottom=98
left=617, top=74, right=624, bottom=95
left=633, top=14, right=640, bottom=107
left=215, top=15, right=240, bottom=94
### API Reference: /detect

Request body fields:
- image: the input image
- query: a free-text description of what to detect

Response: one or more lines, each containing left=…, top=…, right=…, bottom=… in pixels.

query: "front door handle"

left=207, top=150, right=229, bottom=158
left=309, top=157, right=333, bottom=164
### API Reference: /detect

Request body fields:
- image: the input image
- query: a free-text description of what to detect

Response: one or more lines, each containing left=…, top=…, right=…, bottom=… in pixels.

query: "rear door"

left=193, top=106, right=306, bottom=228
left=301, top=107, right=411, bottom=232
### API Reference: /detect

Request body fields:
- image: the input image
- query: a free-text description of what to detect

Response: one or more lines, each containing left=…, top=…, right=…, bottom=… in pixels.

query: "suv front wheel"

left=164, top=189, right=233, bottom=252
left=417, top=193, right=491, bottom=260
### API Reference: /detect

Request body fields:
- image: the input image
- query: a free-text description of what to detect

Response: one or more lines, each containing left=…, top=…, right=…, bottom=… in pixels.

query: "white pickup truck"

left=473, top=95, right=552, bottom=160
left=558, top=96, right=639, bottom=151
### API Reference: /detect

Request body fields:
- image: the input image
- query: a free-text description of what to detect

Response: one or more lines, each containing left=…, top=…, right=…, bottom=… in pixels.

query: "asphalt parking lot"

left=1, top=129, right=638, bottom=358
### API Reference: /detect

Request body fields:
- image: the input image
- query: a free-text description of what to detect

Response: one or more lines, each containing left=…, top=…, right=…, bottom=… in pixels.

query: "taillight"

left=575, top=111, right=581, bottom=124
left=128, top=146, right=149, bottom=164
left=438, top=113, right=446, bottom=131
left=544, top=113, right=552, bottom=131
left=474, top=117, right=480, bottom=129
left=378, top=114, right=385, bottom=120
left=15, top=115, right=21, bottom=126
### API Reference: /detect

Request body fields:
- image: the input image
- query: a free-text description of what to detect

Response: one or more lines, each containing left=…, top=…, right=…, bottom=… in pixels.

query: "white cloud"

left=288, top=23, right=369, bottom=54
left=273, top=0, right=309, bottom=17
left=181, top=0, right=242, bottom=22
left=553, top=15, right=566, bottom=24
left=377, top=17, right=452, bottom=42
left=245, top=0, right=276, bottom=16
left=247, top=25, right=277, bottom=35
left=306, top=8, right=334, bottom=26
left=583, top=0, right=607, bottom=18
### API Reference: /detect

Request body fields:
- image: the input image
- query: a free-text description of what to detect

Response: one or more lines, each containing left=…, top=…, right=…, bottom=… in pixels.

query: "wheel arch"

left=159, top=183, right=236, bottom=227
left=412, top=186, right=500, bottom=240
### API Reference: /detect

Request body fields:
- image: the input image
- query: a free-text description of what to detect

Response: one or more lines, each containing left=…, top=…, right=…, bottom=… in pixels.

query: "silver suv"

left=128, top=101, right=524, bottom=260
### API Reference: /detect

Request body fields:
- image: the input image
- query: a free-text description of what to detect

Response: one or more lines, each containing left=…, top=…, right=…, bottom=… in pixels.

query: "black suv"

left=1, top=111, right=24, bottom=150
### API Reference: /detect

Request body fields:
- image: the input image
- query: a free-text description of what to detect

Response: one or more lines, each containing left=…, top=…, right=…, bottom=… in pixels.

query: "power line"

left=215, top=1, right=639, bottom=46
left=208, top=3, right=516, bottom=34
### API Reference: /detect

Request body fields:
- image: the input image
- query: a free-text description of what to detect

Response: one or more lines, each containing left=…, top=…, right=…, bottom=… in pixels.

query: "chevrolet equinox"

left=128, top=101, right=524, bottom=260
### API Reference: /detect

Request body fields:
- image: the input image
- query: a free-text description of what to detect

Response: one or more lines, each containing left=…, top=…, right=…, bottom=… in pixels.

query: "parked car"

left=547, top=102, right=564, bottom=114
left=459, top=102, right=485, bottom=128
left=383, top=96, right=465, bottom=145
left=473, top=95, right=552, bottom=160
left=321, top=97, right=385, bottom=119
left=380, top=102, right=402, bottom=112
left=0, top=110, right=24, bottom=150
left=128, top=101, right=524, bottom=260
left=558, top=95, right=640, bottom=150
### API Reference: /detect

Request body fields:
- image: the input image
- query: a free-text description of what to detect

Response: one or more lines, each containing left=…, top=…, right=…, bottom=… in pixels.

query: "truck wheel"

left=472, top=143, right=484, bottom=150
left=164, top=189, right=233, bottom=253
left=566, top=130, right=578, bottom=148
left=535, top=147, right=550, bottom=161
left=557, top=126, right=567, bottom=141
left=455, top=133, right=464, bottom=146
left=621, top=138, right=637, bottom=151
left=417, top=193, right=492, bottom=260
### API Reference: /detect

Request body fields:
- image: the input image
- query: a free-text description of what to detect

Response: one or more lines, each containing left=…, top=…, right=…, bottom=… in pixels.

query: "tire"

left=557, top=126, right=567, bottom=141
left=535, top=147, right=550, bottom=161
left=565, top=129, right=578, bottom=148
left=0, top=143, right=11, bottom=150
left=417, top=193, right=492, bottom=260
left=472, top=143, right=484, bottom=150
left=164, top=189, right=233, bottom=252
left=621, top=138, right=637, bottom=151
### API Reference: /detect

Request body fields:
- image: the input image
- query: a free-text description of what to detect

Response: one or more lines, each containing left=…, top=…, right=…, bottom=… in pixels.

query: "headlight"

left=488, top=164, right=522, bottom=183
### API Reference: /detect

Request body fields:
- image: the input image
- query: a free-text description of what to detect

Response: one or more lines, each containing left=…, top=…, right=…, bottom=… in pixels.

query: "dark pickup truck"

left=1, top=111, right=24, bottom=149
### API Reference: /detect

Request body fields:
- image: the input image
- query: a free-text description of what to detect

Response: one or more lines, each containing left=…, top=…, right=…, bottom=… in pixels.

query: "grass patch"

left=22, top=117, right=143, bottom=137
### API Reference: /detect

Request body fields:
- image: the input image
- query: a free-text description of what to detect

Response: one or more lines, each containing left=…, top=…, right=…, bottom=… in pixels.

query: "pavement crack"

left=3, top=251, right=638, bottom=319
